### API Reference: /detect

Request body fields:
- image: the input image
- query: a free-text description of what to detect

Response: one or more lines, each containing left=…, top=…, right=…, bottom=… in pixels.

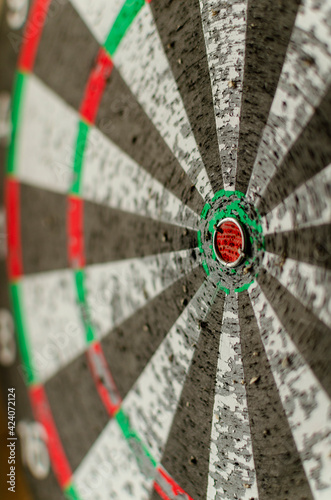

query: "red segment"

left=87, top=342, right=122, bottom=417
left=6, top=178, right=23, bottom=279
left=154, top=467, right=194, bottom=500
left=18, top=0, right=52, bottom=72
left=216, top=220, right=243, bottom=263
left=68, top=196, right=85, bottom=268
left=29, top=385, right=72, bottom=488
left=80, top=48, right=113, bottom=124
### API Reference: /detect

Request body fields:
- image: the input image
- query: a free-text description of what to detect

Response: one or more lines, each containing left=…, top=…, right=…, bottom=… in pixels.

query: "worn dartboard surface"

left=0, top=0, right=331, bottom=499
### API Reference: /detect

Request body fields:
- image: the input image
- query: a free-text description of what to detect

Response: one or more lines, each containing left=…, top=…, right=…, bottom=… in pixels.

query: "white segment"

left=111, top=4, right=214, bottom=200
left=69, top=0, right=125, bottom=45
left=262, top=164, right=331, bottom=235
left=247, top=0, right=331, bottom=203
left=263, top=252, right=331, bottom=328
left=17, top=74, right=78, bottom=192
left=86, top=249, right=200, bottom=341
left=120, top=279, right=214, bottom=463
left=207, top=293, right=259, bottom=500
left=20, top=249, right=198, bottom=384
left=73, top=418, right=152, bottom=500
left=249, top=281, right=331, bottom=499
left=199, top=0, right=247, bottom=190
left=20, top=269, right=85, bottom=383
left=82, top=125, right=199, bottom=229
left=16, top=75, right=197, bottom=229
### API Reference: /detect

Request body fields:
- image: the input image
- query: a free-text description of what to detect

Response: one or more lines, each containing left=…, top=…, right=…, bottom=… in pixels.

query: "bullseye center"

left=213, top=217, right=245, bottom=268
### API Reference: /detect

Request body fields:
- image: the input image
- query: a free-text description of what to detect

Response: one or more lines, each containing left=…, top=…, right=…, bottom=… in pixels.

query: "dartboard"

left=0, top=0, right=330, bottom=499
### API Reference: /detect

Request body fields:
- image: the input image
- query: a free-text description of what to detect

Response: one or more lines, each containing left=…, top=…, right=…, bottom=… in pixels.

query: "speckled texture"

left=207, top=292, right=258, bottom=500
left=102, top=266, right=206, bottom=399
left=258, top=269, right=331, bottom=398
left=259, top=87, right=331, bottom=217
left=265, top=225, right=331, bottom=269
left=84, top=199, right=197, bottom=266
left=199, top=0, right=247, bottom=190
left=249, top=280, right=331, bottom=499
left=45, top=353, right=109, bottom=471
left=1, top=0, right=331, bottom=498
left=262, top=164, right=331, bottom=236
left=120, top=280, right=216, bottom=464
left=238, top=291, right=313, bottom=500
left=97, top=67, right=204, bottom=215
left=82, top=125, right=199, bottom=230
left=151, top=0, right=223, bottom=194
left=236, top=0, right=300, bottom=194
left=112, top=4, right=213, bottom=200
left=16, top=74, right=79, bottom=193
left=262, top=251, right=331, bottom=327
left=155, top=291, right=225, bottom=500
left=247, top=0, right=331, bottom=205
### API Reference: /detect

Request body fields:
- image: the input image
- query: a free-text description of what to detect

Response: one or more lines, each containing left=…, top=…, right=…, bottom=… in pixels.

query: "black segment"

left=102, top=266, right=206, bottom=398
left=238, top=291, right=313, bottom=500
left=257, top=269, right=331, bottom=398
left=150, top=489, right=162, bottom=500
left=45, top=354, right=109, bottom=471
left=151, top=292, right=225, bottom=500
left=151, top=0, right=222, bottom=193
left=84, top=198, right=197, bottom=266
left=265, top=225, right=331, bottom=270
left=236, top=0, right=300, bottom=193
left=19, top=183, right=198, bottom=275
left=21, top=184, right=68, bottom=274
left=34, top=0, right=99, bottom=111
left=0, top=0, right=28, bottom=92
left=96, top=68, right=204, bottom=215
left=259, top=85, right=331, bottom=216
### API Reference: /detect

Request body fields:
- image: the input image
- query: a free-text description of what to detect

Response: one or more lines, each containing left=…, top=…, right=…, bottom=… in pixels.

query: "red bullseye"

left=213, top=218, right=245, bottom=267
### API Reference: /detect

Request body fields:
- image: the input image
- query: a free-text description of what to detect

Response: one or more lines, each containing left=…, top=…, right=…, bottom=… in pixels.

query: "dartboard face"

left=0, top=0, right=331, bottom=499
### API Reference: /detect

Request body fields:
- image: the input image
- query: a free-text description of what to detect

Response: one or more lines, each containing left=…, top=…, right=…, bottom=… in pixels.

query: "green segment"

left=199, top=190, right=264, bottom=287
left=71, top=120, right=89, bottom=195
left=74, top=270, right=95, bottom=343
left=212, top=189, right=245, bottom=202
left=104, top=0, right=145, bottom=56
left=217, top=283, right=230, bottom=295
left=116, top=408, right=157, bottom=469
left=64, top=484, right=81, bottom=500
left=200, top=203, right=211, bottom=220
left=234, top=280, right=254, bottom=293
left=7, top=71, right=26, bottom=175
left=208, top=201, right=263, bottom=237
left=197, top=230, right=204, bottom=254
left=10, top=282, right=36, bottom=385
